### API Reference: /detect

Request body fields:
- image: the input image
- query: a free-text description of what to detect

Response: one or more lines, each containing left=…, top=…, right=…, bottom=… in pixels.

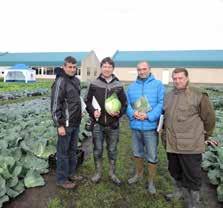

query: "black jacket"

left=51, top=70, right=81, bottom=128
left=85, top=74, right=127, bottom=128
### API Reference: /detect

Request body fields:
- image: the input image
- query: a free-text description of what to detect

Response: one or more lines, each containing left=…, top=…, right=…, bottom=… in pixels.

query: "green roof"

left=0, top=52, right=90, bottom=67
left=112, top=50, right=223, bottom=68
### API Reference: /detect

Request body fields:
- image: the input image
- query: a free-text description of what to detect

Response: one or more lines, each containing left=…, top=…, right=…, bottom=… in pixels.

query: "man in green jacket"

left=162, top=68, right=217, bottom=208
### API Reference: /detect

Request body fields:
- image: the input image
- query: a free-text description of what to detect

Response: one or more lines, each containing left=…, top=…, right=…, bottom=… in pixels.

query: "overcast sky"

left=0, top=0, right=223, bottom=60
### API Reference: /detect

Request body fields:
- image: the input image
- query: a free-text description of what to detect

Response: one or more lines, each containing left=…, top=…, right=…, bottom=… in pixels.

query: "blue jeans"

left=56, top=126, right=79, bottom=184
left=92, top=123, right=119, bottom=161
left=132, top=130, right=158, bottom=164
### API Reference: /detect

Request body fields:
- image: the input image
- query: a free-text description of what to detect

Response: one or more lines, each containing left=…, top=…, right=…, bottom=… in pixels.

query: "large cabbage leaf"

left=24, top=170, right=45, bottom=188
left=208, top=169, right=220, bottom=185
left=6, top=187, right=21, bottom=198
left=0, top=176, right=6, bottom=198
left=0, top=195, right=9, bottom=208
left=18, top=152, right=49, bottom=174
left=13, top=181, right=25, bottom=194
left=0, top=156, right=15, bottom=179
left=7, top=177, right=18, bottom=188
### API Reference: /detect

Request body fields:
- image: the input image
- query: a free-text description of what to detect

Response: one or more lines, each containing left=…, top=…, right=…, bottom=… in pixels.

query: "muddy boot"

left=91, top=159, right=102, bottom=183
left=165, top=179, right=183, bottom=201
left=128, top=157, right=144, bottom=184
left=109, top=160, right=122, bottom=186
left=147, top=163, right=157, bottom=194
left=56, top=181, right=77, bottom=189
left=190, top=190, right=200, bottom=208
left=182, top=188, right=193, bottom=208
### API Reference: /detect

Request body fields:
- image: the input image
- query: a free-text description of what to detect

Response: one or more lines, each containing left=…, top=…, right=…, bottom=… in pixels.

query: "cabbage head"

left=105, top=93, right=121, bottom=114
left=134, top=96, right=152, bottom=113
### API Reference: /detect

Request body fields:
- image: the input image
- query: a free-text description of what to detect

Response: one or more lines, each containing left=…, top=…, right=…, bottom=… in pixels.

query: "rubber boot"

left=128, top=157, right=144, bottom=184
left=91, top=159, right=102, bottom=183
left=147, top=163, right=157, bottom=194
left=109, top=160, right=122, bottom=186
left=190, top=190, right=200, bottom=208
left=182, top=187, right=193, bottom=208
left=165, top=178, right=183, bottom=201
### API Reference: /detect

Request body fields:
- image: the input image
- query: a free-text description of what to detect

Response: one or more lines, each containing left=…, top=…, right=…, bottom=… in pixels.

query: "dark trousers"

left=56, top=127, right=79, bottom=184
left=167, top=153, right=202, bottom=191
left=92, top=123, right=119, bottom=161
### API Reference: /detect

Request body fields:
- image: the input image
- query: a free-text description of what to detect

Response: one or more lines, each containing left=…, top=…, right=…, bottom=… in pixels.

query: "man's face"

left=101, top=62, right=114, bottom=78
left=137, top=62, right=150, bottom=79
left=172, top=72, right=189, bottom=89
left=63, top=62, right=77, bottom=77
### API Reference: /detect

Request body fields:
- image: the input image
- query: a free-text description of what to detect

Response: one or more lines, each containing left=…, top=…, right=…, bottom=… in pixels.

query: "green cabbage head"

left=134, top=96, right=152, bottom=113
left=105, top=93, right=121, bottom=114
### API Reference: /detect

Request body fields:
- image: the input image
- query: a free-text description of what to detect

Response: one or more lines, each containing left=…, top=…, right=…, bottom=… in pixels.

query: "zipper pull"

left=66, top=120, right=69, bottom=127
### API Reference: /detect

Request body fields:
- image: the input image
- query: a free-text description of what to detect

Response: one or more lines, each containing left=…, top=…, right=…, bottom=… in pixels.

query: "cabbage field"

left=0, top=80, right=90, bottom=207
left=0, top=80, right=223, bottom=208
left=201, top=87, right=223, bottom=202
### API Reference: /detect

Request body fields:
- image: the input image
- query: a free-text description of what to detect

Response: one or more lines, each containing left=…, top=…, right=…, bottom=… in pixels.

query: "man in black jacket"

left=51, top=56, right=82, bottom=189
left=85, top=57, right=127, bottom=185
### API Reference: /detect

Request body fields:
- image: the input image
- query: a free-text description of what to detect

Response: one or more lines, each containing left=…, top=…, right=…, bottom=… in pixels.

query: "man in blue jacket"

left=126, top=61, right=165, bottom=194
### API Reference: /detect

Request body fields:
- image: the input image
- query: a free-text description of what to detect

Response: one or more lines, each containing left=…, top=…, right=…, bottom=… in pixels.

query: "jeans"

left=132, top=130, right=158, bottom=163
left=56, top=126, right=79, bottom=184
left=92, top=123, right=119, bottom=161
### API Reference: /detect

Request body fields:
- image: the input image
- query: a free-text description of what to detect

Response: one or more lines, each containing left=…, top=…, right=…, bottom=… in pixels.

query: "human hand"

left=138, top=112, right=148, bottom=120
left=134, top=111, right=141, bottom=120
left=109, top=111, right=120, bottom=117
left=58, top=126, right=66, bottom=136
left=205, top=139, right=219, bottom=147
left=94, top=110, right=101, bottom=120
left=134, top=111, right=147, bottom=120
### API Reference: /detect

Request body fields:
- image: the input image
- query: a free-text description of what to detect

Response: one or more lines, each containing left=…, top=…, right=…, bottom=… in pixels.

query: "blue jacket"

left=126, top=74, right=165, bottom=131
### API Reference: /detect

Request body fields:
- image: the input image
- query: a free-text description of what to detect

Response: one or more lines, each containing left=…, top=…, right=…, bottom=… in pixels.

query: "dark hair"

left=64, top=56, right=77, bottom=66
left=100, top=57, right=115, bottom=68
left=172, top=67, right=188, bottom=77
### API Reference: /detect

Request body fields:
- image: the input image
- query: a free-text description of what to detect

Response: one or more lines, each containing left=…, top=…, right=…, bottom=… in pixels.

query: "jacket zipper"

left=142, top=81, right=144, bottom=130
left=104, top=86, right=108, bottom=125
left=65, top=98, right=69, bottom=127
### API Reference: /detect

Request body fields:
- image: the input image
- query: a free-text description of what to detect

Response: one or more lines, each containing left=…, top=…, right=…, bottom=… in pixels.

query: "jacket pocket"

left=175, top=131, right=197, bottom=151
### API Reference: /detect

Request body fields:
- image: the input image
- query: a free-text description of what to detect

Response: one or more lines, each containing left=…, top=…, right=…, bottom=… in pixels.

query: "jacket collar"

left=60, top=69, right=76, bottom=80
left=173, top=85, right=190, bottom=95
left=98, top=73, right=119, bottom=83
left=136, top=73, right=154, bottom=84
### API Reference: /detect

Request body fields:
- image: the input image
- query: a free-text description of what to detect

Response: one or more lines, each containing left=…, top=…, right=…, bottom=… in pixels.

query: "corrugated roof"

left=112, top=50, right=223, bottom=68
left=0, top=52, right=90, bottom=66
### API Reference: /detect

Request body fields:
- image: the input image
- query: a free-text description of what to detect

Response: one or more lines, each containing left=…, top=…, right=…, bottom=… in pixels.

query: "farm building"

left=0, top=51, right=100, bottom=82
left=112, top=50, right=223, bottom=84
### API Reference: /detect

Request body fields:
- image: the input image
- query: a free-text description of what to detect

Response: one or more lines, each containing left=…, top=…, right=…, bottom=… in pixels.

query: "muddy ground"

left=4, top=138, right=223, bottom=208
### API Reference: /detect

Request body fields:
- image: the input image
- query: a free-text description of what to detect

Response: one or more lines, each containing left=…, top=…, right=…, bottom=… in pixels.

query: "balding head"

left=137, top=61, right=151, bottom=79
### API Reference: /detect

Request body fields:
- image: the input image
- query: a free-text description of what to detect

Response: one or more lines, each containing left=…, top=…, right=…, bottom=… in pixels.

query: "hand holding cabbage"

left=133, top=96, right=152, bottom=120
left=105, top=93, right=121, bottom=117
